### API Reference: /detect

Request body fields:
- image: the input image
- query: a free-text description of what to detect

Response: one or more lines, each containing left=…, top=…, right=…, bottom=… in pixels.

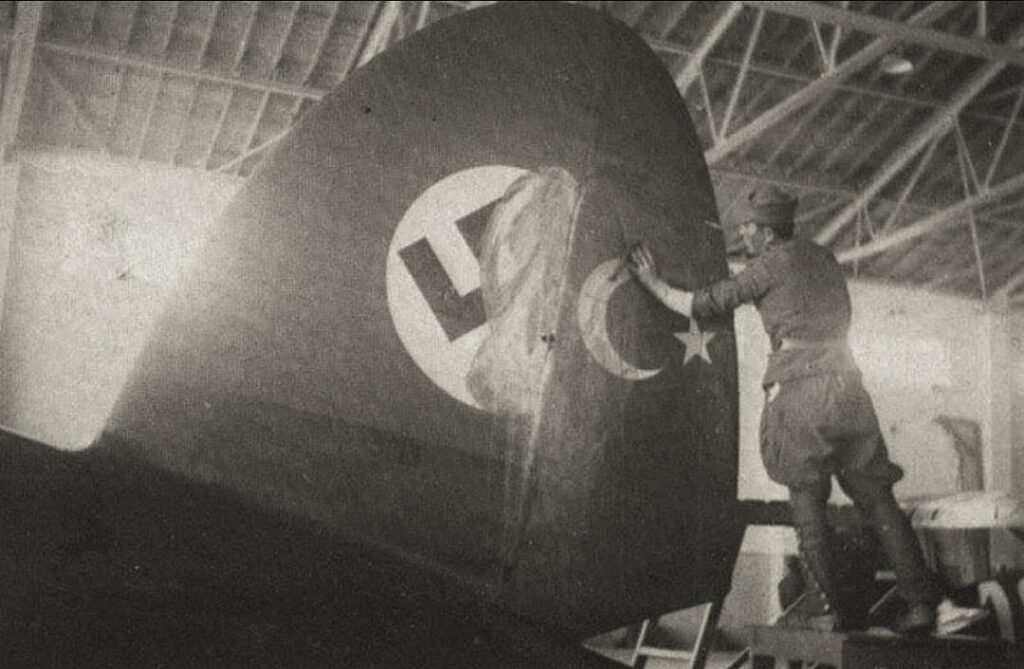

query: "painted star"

left=674, top=319, right=715, bottom=365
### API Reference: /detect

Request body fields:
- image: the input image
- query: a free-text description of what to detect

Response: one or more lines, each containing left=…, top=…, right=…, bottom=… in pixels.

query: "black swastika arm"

left=397, top=201, right=497, bottom=341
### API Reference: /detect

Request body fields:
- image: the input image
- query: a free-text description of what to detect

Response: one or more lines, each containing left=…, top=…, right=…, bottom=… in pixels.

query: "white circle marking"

left=386, top=166, right=529, bottom=408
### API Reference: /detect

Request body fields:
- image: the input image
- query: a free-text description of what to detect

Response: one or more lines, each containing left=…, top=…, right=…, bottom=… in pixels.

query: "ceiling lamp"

left=880, top=51, right=914, bottom=75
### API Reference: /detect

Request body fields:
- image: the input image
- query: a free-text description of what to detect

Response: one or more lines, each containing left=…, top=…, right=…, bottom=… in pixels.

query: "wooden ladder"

left=630, top=600, right=724, bottom=669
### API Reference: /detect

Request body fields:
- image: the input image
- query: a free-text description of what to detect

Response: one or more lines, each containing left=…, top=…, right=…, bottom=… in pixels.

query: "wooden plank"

left=748, top=625, right=844, bottom=666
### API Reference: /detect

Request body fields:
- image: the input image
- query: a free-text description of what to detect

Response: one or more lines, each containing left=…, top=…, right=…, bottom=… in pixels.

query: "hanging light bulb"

left=880, top=50, right=914, bottom=75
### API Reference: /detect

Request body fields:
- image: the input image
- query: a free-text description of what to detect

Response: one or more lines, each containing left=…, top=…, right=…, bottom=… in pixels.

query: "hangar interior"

left=0, top=1, right=1023, bottom=667
left=6, top=0, right=1024, bottom=296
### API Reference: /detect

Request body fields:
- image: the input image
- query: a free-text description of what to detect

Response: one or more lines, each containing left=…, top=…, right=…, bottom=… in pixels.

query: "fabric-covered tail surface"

left=70, top=0, right=745, bottom=647
left=488, top=166, right=743, bottom=634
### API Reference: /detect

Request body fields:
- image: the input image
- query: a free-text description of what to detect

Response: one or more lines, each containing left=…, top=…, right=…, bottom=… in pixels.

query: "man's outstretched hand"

left=626, top=242, right=694, bottom=317
left=628, top=243, right=658, bottom=291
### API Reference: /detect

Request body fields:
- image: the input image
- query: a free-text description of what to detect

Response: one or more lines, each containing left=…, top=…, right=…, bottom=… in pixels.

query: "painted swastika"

left=385, top=165, right=529, bottom=407
left=397, top=200, right=496, bottom=341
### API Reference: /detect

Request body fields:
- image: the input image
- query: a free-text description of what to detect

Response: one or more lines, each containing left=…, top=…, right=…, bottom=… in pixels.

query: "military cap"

left=746, top=185, right=798, bottom=237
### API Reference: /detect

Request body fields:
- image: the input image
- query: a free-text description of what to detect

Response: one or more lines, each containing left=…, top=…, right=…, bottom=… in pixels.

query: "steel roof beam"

left=645, top=33, right=1013, bottom=128
left=818, top=21, right=1024, bottom=246
left=39, top=58, right=113, bottom=154
left=993, top=268, right=1024, bottom=301
left=269, top=1, right=343, bottom=164
left=338, top=1, right=384, bottom=81
left=0, top=1, right=44, bottom=158
left=993, top=245, right=1024, bottom=300
left=657, top=1, right=694, bottom=40
left=703, top=1, right=957, bottom=166
left=794, top=3, right=954, bottom=176
left=216, top=0, right=409, bottom=172
left=200, top=0, right=259, bottom=170
left=170, top=1, right=222, bottom=164
left=673, top=1, right=743, bottom=95
left=133, top=1, right=180, bottom=161
left=226, top=1, right=302, bottom=174
left=27, top=13, right=1019, bottom=133
left=356, top=1, right=402, bottom=69
left=719, top=7, right=764, bottom=137
left=415, top=1, right=432, bottom=31
left=216, top=1, right=419, bottom=173
left=41, top=40, right=326, bottom=101
left=880, top=136, right=941, bottom=233
left=836, top=170, right=1024, bottom=265
left=984, top=83, right=1024, bottom=188
left=929, top=227, right=1024, bottom=290
left=743, top=0, right=1024, bottom=69
left=812, top=5, right=972, bottom=177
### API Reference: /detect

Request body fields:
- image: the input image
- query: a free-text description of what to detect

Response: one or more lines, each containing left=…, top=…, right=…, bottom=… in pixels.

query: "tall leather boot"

left=857, top=486, right=938, bottom=635
left=787, top=487, right=846, bottom=632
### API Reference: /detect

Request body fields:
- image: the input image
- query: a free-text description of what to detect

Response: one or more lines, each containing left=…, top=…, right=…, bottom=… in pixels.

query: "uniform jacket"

left=691, top=238, right=858, bottom=385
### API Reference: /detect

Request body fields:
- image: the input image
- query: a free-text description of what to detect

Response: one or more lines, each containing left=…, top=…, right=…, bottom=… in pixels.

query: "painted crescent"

left=577, top=258, right=662, bottom=381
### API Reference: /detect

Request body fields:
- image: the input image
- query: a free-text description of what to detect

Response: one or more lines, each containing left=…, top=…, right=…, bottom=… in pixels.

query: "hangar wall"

left=736, top=283, right=1003, bottom=503
left=1006, top=310, right=1024, bottom=570
left=0, top=150, right=240, bottom=449
left=1010, top=310, right=1024, bottom=500
left=729, top=287, right=1024, bottom=637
